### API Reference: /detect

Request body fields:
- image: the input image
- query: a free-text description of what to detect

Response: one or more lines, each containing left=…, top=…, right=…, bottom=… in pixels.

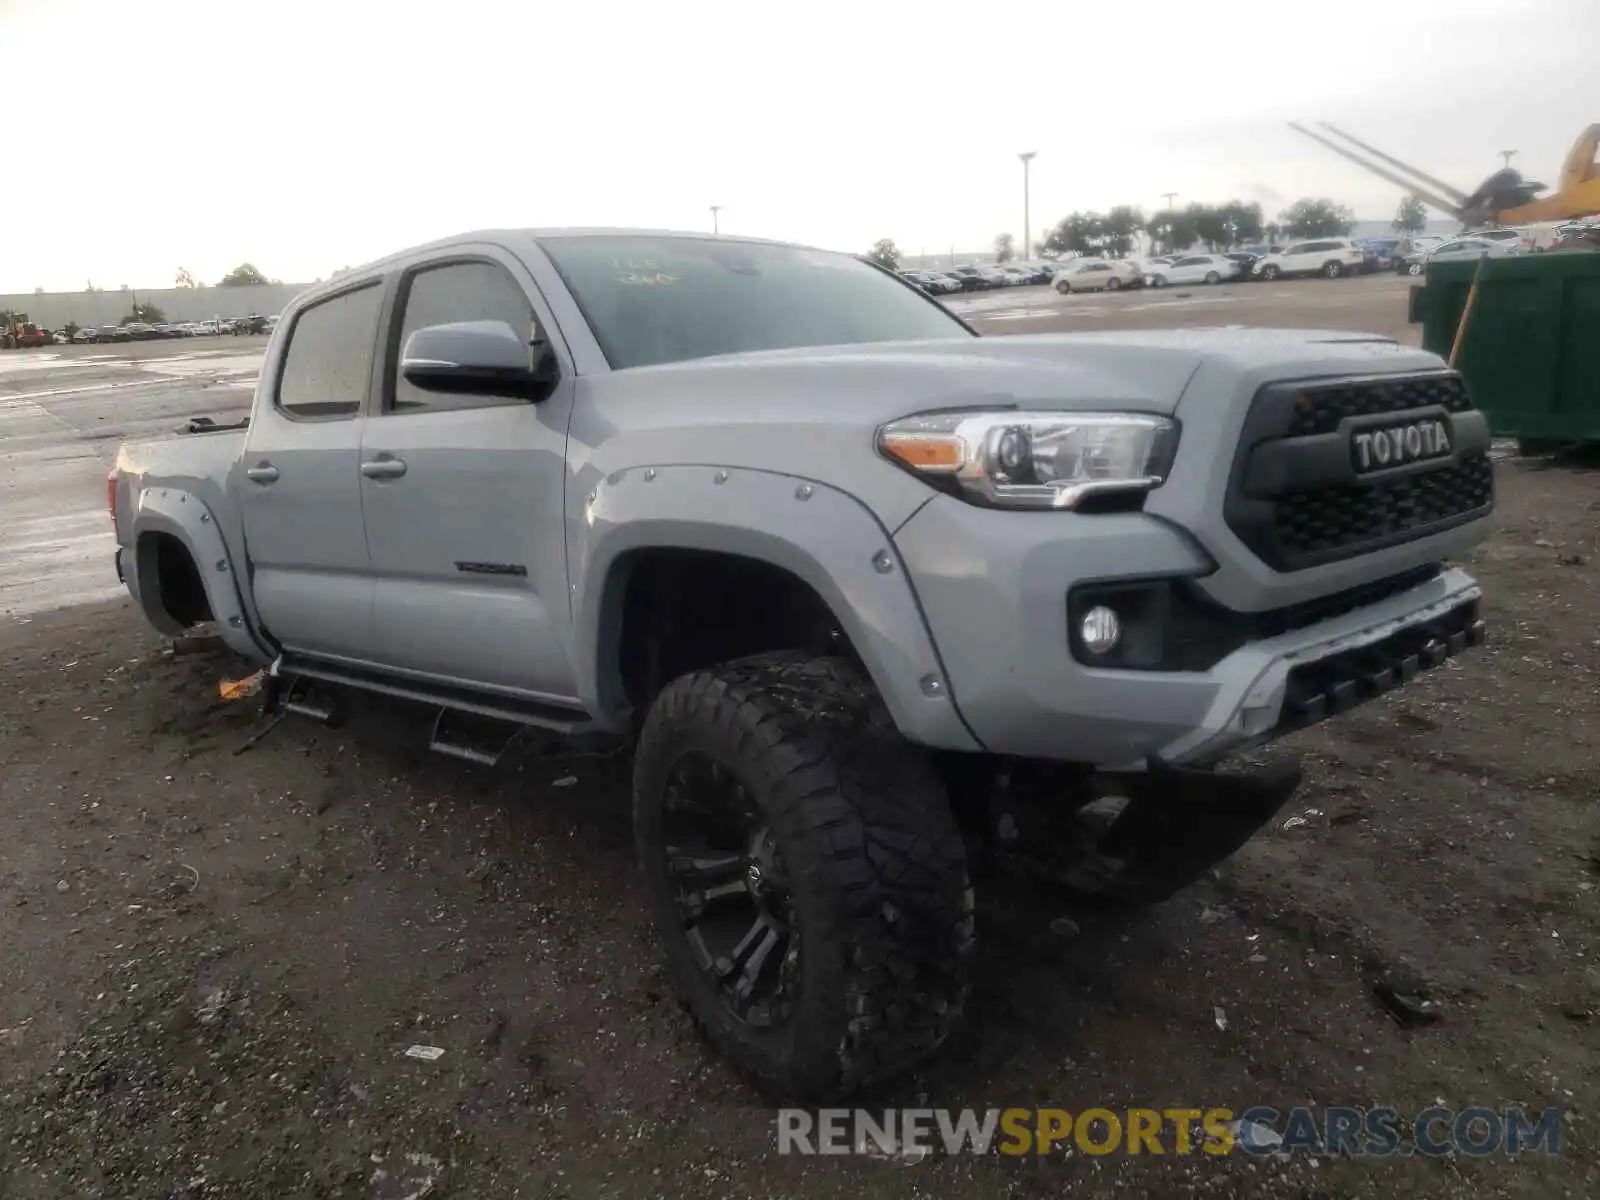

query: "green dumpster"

left=1409, top=251, right=1600, bottom=447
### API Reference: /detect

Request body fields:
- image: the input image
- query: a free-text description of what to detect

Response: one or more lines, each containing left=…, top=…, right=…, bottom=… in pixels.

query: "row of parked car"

left=901, top=221, right=1596, bottom=298
left=59, top=314, right=278, bottom=344
left=1379, top=220, right=1597, bottom=274
left=899, top=241, right=1359, bottom=296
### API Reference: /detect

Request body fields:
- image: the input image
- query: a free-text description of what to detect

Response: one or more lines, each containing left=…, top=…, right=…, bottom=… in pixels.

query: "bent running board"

left=275, top=652, right=604, bottom=739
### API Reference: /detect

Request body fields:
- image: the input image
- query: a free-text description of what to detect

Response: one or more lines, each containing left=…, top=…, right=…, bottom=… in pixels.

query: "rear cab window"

left=275, top=283, right=383, bottom=420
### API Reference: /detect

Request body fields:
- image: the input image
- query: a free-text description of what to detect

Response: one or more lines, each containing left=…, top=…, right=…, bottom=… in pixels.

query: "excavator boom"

left=1291, top=120, right=1600, bottom=227
left=1317, top=123, right=1470, bottom=205
left=1287, top=123, right=1467, bottom=221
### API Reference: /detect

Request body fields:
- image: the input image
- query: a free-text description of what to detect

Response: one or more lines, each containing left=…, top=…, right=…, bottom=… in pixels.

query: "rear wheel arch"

left=135, top=530, right=212, bottom=631
left=126, top=491, right=271, bottom=660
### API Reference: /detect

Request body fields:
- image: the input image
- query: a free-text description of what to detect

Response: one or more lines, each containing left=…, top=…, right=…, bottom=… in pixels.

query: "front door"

left=358, top=253, right=579, bottom=703
left=237, top=280, right=385, bottom=659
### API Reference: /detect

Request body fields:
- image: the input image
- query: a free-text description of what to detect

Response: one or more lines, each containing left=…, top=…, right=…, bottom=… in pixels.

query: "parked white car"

left=1143, top=254, right=1242, bottom=287
left=1053, top=258, right=1140, bottom=293
left=1470, top=228, right=1529, bottom=245
left=1397, top=236, right=1527, bottom=276
left=1253, top=238, right=1366, bottom=280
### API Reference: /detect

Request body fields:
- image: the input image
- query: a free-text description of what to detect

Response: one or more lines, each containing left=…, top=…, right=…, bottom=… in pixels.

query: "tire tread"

left=633, top=651, right=974, bottom=1098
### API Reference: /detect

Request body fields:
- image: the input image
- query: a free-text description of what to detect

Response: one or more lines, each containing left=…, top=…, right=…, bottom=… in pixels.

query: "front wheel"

left=1106, top=276, right=1122, bottom=291
left=1407, top=261, right=1424, bottom=276
left=1055, top=280, right=1072, bottom=295
left=1260, top=265, right=1281, bottom=281
left=634, top=652, right=974, bottom=1099
left=1204, top=271, right=1220, bottom=284
left=1322, top=261, right=1344, bottom=279
left=1151, top=274, right=1168, bottom=287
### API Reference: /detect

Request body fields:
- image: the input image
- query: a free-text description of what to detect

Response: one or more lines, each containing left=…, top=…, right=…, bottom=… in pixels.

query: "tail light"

left=106, top=470, right=117, bottom=525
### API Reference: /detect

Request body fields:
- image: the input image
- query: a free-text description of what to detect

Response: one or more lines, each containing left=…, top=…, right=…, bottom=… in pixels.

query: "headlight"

left=877, top=410, right=1178, bottom=510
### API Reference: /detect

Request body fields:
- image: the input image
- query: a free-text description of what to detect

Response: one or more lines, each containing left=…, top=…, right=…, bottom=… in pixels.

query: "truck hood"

left=571, top=328, right=1443, bottom=530
left=594, top=334, right=1210, bottom=420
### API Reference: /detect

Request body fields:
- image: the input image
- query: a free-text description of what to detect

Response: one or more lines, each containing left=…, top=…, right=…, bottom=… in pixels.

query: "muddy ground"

left=1, top=460, right=1596, bottom=1199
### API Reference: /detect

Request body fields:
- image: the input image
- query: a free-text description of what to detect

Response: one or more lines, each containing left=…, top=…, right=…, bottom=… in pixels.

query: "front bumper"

left=892, top=498, right=1484, bottom=767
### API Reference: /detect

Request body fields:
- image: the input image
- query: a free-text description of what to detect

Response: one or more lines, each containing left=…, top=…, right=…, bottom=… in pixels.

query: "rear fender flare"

left=133, top=486, right=272, bottom=661
left=571, top=465, right=981, bottom=752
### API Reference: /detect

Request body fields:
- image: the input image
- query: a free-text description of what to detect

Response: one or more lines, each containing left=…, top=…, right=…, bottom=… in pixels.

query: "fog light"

left=1080, top=605, right=1122, bottom=655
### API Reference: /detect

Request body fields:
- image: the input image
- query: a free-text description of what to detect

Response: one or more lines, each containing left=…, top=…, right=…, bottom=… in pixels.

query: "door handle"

left=246, top=462, right=280, bottom=484
left=360, top=456, right=408, bottom=480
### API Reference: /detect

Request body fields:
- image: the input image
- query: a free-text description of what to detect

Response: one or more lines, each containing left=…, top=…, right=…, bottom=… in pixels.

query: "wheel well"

left=608, top=549, right=854, bottom=720
left=141, top=532, right=213, bottom=627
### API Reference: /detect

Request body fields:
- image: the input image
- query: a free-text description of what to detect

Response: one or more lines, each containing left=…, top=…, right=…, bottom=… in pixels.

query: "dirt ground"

left=2, top=481, right=1597, bottom=1194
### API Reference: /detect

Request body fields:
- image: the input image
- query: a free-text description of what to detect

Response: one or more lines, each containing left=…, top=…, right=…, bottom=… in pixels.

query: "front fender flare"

left=133, top=486, right=272, bottom=662
left=571, top=465, right=981, bottom=752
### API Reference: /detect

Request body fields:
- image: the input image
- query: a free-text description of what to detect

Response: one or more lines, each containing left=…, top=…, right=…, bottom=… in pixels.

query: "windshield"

left=540, top=235, right=972, bottom=370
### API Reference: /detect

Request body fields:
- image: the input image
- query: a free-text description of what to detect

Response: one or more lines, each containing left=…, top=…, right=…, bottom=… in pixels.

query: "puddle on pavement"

left=0, top=354, right=103, bottom=376
left=140, top=354, right=263, bottom=378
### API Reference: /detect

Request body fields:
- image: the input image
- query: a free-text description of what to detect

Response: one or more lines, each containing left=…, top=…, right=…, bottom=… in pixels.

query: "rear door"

left=1280, top=242, right=1312, bottom=272
left=358, top=250, right=581, bottom=702
left=237, top=280, right=385, bottom=658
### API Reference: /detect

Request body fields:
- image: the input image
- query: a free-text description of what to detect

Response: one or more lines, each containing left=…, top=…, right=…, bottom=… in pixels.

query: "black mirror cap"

left=400, top=320, right=555, bottom=401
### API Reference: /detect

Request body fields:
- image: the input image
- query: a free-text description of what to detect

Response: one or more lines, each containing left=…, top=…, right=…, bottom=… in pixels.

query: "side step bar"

left=273, top=652, right=603, bottom=740
left=428, top=708, right=528, bottom=767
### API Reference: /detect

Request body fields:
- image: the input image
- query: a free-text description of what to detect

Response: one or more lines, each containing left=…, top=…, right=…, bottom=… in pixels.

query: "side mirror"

left=400, top=320, right=557, bottom=401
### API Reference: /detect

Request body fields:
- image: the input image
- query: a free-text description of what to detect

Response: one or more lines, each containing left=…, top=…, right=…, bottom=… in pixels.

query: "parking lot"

left=1, top=278, right=1595, bottom=1199
left=944, top=271, right=1423, bottom=340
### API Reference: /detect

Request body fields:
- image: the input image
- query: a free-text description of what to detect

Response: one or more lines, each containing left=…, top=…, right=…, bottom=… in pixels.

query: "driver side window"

left=390, top=260, right=539, bottom=414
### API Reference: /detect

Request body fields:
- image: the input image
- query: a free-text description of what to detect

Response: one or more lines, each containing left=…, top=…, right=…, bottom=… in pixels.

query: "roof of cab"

left=289, top=227, right=826, bottom=310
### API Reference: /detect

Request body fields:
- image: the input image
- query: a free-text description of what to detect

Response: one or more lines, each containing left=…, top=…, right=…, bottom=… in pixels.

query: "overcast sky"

left=0, top=0, right=1593, bottom=291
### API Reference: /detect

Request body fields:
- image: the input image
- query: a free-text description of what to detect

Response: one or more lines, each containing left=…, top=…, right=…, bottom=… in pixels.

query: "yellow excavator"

left=1290, top=121, right=1600, bottom=228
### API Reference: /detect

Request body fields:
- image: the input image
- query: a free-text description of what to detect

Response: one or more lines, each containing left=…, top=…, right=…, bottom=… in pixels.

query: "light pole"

left=710, top=205, right=722, bottom=234
left=1499, top=150, right=1517, bottom=169
left=1018, top=152, right=1036, bottom=259
left=1155, top=194, right=1178, bottom=254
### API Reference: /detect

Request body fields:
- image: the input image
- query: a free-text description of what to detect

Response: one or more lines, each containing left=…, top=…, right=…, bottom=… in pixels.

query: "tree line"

left=3, top=262, right=285, bottom=334
left=173, top=263, right=280, bottom=288
left=865, top=194, right=1433, bottom=270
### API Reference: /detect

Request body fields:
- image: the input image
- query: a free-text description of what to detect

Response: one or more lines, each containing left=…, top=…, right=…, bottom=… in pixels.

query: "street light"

left=710, top=205, right=722, bottom=234
left=1153, top=193, right=1178, bottom=255
left=1018, top=152, right=1036, bottom=258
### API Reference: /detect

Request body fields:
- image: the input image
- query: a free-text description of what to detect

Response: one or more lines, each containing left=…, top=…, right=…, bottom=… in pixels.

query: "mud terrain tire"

left=633, top=651, right=974, bottom=1099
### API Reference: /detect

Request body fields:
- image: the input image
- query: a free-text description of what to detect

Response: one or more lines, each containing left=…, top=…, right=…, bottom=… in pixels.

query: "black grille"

left=1273, top=455, right=1493, bottom=563
left=1286, top=373, right=1474, bottom=437
left=1225, top=371, right=1495, bottom=571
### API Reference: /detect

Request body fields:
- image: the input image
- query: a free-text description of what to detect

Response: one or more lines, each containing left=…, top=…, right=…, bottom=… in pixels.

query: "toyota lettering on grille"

left=1352, top=419, right=1452, bottom=474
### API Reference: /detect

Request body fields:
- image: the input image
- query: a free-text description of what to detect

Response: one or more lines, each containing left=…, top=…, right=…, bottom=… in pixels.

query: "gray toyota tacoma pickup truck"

left=112, top=229, right=1493, bottom=1096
